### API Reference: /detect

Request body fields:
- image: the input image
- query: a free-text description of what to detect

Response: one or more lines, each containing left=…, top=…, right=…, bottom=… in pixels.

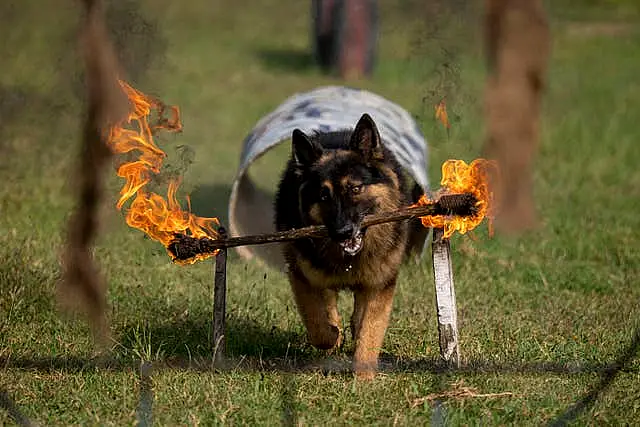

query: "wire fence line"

left=0, top=389, right=38, bottom=427
left=2, top=324, right=639, bottom=426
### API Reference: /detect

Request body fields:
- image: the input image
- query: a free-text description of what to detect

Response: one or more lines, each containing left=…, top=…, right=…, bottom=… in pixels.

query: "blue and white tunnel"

left=228, top=86, right=431, bottom=268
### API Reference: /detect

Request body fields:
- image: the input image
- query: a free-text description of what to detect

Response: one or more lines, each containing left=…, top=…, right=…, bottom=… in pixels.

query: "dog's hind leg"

left=352, top=279, right=397, bottom=380
left=290, top=273, right=342, bottom=350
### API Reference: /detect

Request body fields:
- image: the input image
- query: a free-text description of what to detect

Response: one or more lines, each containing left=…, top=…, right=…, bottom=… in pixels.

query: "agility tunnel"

left=228, top=85, right=430, bottom=268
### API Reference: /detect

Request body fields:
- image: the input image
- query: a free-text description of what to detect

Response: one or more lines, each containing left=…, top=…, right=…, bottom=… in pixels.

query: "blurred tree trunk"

left=312, top=0, right=378, bottom=79
left=482, top=0, right=550, bottom=233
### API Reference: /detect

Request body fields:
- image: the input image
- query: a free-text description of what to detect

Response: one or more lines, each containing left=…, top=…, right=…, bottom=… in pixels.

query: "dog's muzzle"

left=338, top=230, right=364, bottom=256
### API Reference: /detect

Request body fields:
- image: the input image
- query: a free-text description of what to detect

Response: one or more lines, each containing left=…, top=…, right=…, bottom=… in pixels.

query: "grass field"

left=1, top=0, right=640, bottom=425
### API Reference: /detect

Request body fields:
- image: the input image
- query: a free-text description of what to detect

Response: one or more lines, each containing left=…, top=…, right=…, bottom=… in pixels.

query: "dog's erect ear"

left=350, top=113, right=384, bottom=161
left=292, top=129, right=322, bottom=167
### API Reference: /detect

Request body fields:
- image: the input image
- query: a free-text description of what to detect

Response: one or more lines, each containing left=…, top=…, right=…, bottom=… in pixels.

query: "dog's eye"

left=319, top=186, right=331, bottom=202
left=350, top=184, right=363, bottom=195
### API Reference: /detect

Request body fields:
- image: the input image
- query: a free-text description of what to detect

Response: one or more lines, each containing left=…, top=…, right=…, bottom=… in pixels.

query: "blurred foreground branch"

left=58, top=0, right=128, bottom=342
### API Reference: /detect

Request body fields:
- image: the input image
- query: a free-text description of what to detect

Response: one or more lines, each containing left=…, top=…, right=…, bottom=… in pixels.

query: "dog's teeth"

left=340, top=232, right=363, bottom=256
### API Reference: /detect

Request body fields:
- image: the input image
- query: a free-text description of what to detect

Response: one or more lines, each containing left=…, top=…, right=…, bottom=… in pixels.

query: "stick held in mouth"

left=167, top=192, right=479, bottom=264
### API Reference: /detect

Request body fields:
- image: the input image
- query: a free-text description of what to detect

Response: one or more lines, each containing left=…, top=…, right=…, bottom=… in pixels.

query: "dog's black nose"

left=333, top=224, right=355, bottom=241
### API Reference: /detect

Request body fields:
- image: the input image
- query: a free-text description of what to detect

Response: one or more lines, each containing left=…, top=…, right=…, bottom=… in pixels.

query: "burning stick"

left=168, top=192, right=479, bottom=263
left=107, top=80, right=496, bottom=265
left=106, top=81, right=498, bottom=366
left=168, top=158, right=497, bottom=264
left=107, top=80, right=222, bottom=264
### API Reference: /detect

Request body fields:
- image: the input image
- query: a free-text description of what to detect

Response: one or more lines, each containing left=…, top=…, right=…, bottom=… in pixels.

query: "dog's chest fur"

left=290, top=233, right=407, bottom=290
left=275, top=128, right=411, bottom=290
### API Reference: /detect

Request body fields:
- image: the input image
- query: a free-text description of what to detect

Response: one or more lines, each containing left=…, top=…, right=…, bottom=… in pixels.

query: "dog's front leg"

left=290, top=272, right=342, bottom=350
left=352, top=279, right=397, bottom=380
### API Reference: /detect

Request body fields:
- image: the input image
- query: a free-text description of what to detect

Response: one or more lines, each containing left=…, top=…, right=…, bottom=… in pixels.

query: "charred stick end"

left=168, top=233, right=216, bottom=262
left=166, top=193, right=481, bottom=264
left=435, top=193, right=479, bottom=217
left=167, top=234, right=191, bottom=261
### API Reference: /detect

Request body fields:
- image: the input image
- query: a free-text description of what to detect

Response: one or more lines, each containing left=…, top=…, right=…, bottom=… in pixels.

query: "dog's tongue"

left=339, top=232, right=363, bottom=256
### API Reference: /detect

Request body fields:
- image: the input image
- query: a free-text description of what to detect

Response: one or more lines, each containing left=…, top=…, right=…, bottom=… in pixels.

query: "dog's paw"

left=352, top=359, right=378, bottom=380
left=354, top=370, right=377, bottom=381
left=310, top=324, right=342, bottom=351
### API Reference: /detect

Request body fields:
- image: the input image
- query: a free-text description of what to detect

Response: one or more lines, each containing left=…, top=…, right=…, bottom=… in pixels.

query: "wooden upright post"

left=213, top=227, right=228, bottom=365
left=431, top=228, right=460, bottom=367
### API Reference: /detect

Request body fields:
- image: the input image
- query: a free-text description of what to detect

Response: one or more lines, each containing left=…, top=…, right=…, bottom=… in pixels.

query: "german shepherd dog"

left=275, top=113, right=416, bottom=379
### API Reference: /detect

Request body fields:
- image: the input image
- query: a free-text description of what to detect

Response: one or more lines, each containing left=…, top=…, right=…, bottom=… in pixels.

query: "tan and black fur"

left=274, top=113, right=417, bottom=379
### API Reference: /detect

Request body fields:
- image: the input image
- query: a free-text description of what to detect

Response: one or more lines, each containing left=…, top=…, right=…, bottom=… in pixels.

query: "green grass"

left=2, top=0, right=640, bottom=425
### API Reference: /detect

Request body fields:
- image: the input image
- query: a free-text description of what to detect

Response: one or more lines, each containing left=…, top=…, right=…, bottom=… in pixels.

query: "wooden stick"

left=432, top=228, right=460, bottom=367
left=168, top=193, right=477, bottom=262
left=213, top=227, right=228, bottom=365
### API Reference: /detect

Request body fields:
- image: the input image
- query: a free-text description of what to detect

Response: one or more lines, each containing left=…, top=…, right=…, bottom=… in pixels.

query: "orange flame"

left=107, top=80, right=220, bottom=264
left=435, top=98, right=451, bottom=130
left=417, top=158, right=498, bottom=238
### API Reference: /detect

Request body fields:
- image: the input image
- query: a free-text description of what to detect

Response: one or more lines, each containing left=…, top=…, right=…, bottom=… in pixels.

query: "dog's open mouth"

left=339, top=231, right=364, bottom=256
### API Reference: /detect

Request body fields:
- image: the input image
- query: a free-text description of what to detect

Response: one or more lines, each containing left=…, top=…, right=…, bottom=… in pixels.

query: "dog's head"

left=291, top=114, right=404, bottom=257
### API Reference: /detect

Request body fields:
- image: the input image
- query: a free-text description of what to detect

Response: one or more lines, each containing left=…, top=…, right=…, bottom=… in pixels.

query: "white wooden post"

left=431, top=228, right=460, bottom=367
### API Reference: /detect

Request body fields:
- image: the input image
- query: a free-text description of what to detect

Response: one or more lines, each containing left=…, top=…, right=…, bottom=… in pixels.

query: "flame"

left=107, top=80, right=220, bottom=264
left=435, top=98, right=451, bottom=130
left=417, top=158, right=498, bottom=238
